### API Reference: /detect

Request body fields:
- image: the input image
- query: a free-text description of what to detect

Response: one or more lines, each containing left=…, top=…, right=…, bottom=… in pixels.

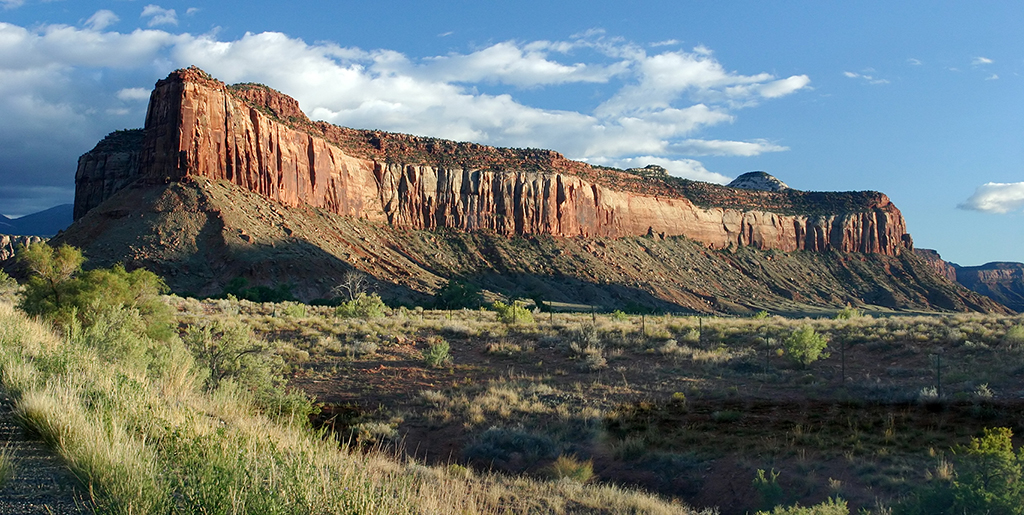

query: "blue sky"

left=0, top=1, right=1021, bottom=266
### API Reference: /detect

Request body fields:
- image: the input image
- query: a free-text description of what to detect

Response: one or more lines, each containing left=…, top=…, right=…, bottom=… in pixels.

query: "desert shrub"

left=281, top=302, right=307, bottom=318
left=546, top=454, right=594, bottom=483
left=610, top=310, right=629, bottom=321
left=896, top=427, right=1024, bottom=515
left=183, top=320, right=314, bottom=422
left=434, top=279, right=483, bottom=309
left=1005, top=324, right=1024, bottom=346
left=221, top=277, right=295, bottom=303
left=0, top=269, right=16, bottom=296
left=570, top=342, right=607, bottom=371
left=756, top=497, right=848, bottom=515
left=463, top=427, right=557, bottom=469
left=335, top=293, right=387, bottom=319
left=18, top=243, right=173, bottom=338
left=753, top=468, right=784, bottom=510
left=492, top=301, right=534, bottom=324
left=753, top=310, right=771, bottom=320
left=834, top=305, right=863, bottom=320
left=422, top=337, right=452, bottom=368
left=783, top=326, right=829, bottom=368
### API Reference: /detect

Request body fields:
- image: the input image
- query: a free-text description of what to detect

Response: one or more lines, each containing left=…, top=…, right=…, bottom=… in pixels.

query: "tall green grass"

left=0, top=301, right=704, bottom=514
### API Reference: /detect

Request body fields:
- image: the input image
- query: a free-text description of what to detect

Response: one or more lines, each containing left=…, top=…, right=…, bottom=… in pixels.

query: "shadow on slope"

left=53, top=178, right=1010, bottom=314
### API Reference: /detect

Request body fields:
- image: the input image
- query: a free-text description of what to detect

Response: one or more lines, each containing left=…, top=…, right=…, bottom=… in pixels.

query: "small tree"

left=493, top=300, right=534, bottom=325
left=335, top=292, right=387, bottom=319
left=17, top=242, right=85, bottom=318
left=332, top=270, right=371, bottom=302
left=434, top=279, right=483, bottom=309
left=783, top=326, right=829, bottom=368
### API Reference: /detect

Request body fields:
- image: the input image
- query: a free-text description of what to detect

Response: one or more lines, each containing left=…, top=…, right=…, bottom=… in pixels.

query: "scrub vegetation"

left=2, top=242, right=1024, bottom=514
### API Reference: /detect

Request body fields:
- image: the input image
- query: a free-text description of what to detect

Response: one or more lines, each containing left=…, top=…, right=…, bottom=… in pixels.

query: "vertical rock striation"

left=73, top=67, right=913, bottom=256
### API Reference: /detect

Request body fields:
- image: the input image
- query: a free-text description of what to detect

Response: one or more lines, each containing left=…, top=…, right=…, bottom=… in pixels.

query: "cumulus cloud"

left=907, top=58, right=922, bottom=65
left=1, top=0, right=24, bottom=10
left=959, top=183, right=1024, bottom=214
left=141, top=5, right=178, bottom=27
left=588, top=156, right=731, bottom=184
left=116, top=87, right=151, bottom=101
left=0, top=21, right=809, bottom=211
left=972, top=56, right=994, bottom=65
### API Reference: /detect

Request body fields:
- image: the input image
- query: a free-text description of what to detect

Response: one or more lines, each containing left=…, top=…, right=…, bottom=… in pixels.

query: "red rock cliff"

left=74, top=67, right=913, bottom=255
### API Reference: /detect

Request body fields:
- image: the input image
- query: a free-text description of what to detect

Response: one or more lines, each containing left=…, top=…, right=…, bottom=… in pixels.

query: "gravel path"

left=0, top=391, right=93, bottom=514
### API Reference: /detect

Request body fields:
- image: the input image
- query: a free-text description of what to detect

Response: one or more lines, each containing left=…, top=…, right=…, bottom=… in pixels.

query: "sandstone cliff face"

left=954, top=262, right=1024, bottom=313
left=914, top=249, right=958, bottom=282
left=74, top=129, right=145, bottom=220
left=74, top=67, right=912, bottom=256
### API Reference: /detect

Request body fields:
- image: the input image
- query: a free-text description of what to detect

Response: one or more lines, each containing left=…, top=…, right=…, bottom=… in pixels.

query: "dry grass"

left=0, top=301, right=705, bottom=514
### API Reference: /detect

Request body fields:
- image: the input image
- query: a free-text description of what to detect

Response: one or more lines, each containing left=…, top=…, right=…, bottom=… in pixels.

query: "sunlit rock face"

left=73, top=67, right=913, bottom=256
left=728, top=171, right=790, bottom=192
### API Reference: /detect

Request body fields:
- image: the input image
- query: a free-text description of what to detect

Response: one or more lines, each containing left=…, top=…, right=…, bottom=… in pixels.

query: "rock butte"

left=76, top=67, right=913, bottom=256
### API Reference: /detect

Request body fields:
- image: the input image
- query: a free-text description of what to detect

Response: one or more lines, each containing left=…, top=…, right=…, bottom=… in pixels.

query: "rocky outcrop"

left=914, top=249, right=958, bottom=282
left=74, top=130, right=145, bottom=220
left=728, top=171, right=790, bottom=192
left=0, top=234, right=44, bottom=262
left=73, top=67, right=913, bottom=256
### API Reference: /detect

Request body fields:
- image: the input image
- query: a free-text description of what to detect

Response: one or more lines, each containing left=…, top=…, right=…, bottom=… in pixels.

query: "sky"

left=0, top=1, right=1021, bottom=266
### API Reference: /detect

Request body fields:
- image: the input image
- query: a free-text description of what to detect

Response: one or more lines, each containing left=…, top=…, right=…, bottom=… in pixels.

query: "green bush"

left=17, top=242, right=173, bottom=339
left=896, top=427, right=1024, bottom=515
left=753, top=468, right=784, bottom=509
left=756, top=497, right=848, bottom=515
left=493, top=301, right=534, bottom=325
left=1005, top=324, right=1024, bottom=346
left=783, top=326, right=829, bottom=368
left=434, top=279, right=483, bottom=309
left=183, top=320, right=314, bottom=422
left=281, top=303, right=307, bottom=318
left=422, top=338, right=452, bottom=368
left=335, top=293, right=387, bottom=319
left=834, top=305, right=863, bottom=320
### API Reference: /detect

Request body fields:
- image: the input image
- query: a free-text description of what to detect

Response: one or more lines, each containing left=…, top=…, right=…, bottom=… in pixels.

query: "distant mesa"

left=47, top=66, right=1012, bottom=314
left=728, top=171, right=791, bottom=192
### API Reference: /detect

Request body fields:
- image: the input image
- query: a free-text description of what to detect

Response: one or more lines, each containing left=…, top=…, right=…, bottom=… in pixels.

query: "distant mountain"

left=0, top=204, right=73, bottom=236
left=915, top=249, right=1023, bottom=313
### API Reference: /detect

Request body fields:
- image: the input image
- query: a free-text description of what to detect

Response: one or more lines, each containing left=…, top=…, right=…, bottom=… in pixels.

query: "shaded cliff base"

left=52, top=178, right=1006, bottom=315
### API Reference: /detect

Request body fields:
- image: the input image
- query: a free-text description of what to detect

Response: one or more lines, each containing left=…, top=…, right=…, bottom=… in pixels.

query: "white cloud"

left=907, top=58, right=922, bottom=65
left=142, top=5, right=178, bottom=27
left=843, top=70, right=889, bottom=85
left=186, top=8, right=200, bottom=16
left=972, top=56, right=994, bottom=65
left=959, top=183, right=1024, bottom=213
left=588, top=156, right=731, bottom=184
left=0, top=21, right=810, bottom=211
left=85, top=10, right=119, bottom=31
left=1, top=0, right=24, bottom=10
left=669, top=139, right=788, bottom=156
left=116, top=87, right=151, bottom=101
left=986, top=73, right=999, bottom=80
